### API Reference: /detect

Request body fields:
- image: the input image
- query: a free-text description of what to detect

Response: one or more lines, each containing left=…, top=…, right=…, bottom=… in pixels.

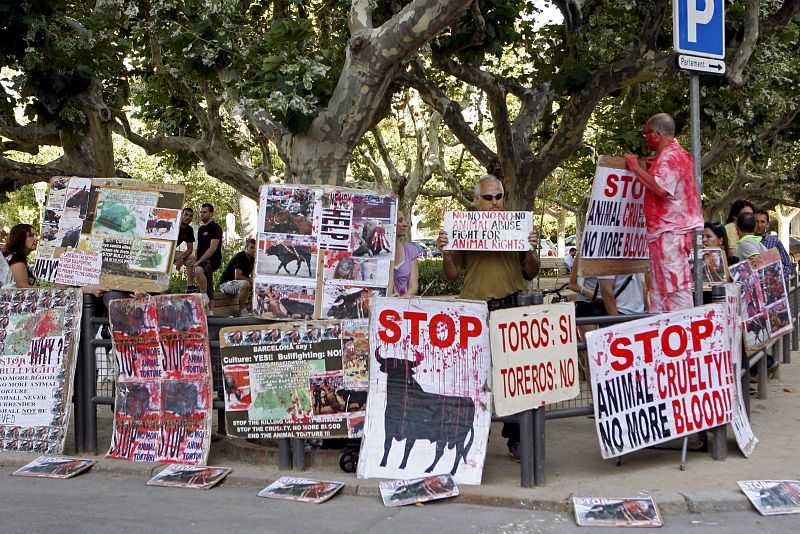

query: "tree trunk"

left=237, top=193, right=259, bottom=241
left=774, top=204, right=800, bottom=249
left=556, top=207, right=567, bottom=256
left=284, top=134, right=351, bottom=185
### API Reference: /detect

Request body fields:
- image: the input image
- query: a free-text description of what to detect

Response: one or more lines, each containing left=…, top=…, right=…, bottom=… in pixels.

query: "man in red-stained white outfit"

left=624, top=113, right=702, bottom=312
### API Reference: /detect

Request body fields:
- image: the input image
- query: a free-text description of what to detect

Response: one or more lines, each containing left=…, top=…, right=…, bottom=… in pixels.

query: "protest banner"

left=0, top=288, right=82, bottom=454
left=586, top=304, right=736, bottom=458
left=579, top=156, right=649, bottom=277
left=258, top=477, right=345, bottom=504
left=572, top=497, right=662, bottom=527
left=358, top=297, right=491, bottom=485
left=12, top=456, right=96, bottom=479
left=254, top=185, right=396, bottom=320
left=147, top=465, right=232, bottom=490
left=35, top=176, right=184, bottom=293
left=442, top=211, right=533, bottom=252
left=489, top=302, right=579, bottom=416
left=380, top=474, right=459, bottom=507
left=738, top=480, right=800, bottom=515
left=729, top=248, right=793, bottom=353
left=219, top=320, right=368, bottom=439
left=107, top=295, right=212, bottom=465
left=726, top=284, right=759, bottom=457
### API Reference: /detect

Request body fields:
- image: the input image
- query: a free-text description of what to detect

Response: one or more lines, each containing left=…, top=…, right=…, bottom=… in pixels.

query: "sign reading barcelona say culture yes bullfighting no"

left=490, top=303, right=579, bottom=416
left=443, top=211, right=533, bottom=251
left=358, top=297, right=491, bottom=485
left=586, top=305, right=736, bottom=458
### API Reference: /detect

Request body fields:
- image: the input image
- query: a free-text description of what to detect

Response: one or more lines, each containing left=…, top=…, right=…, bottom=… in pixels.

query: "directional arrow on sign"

left=677, top=54, right=727, bottom=75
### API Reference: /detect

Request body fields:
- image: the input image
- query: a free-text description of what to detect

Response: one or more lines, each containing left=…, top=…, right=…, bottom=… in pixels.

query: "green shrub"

left=418, top=258, right=462, bottom=297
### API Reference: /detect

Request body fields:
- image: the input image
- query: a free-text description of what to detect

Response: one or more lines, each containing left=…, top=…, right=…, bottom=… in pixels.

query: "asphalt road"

left=1, top=467, right=798, bottom=533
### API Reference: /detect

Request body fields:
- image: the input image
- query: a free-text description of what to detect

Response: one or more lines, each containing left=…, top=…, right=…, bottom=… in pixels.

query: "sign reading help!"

left=358, top=297, right=492, bottom=485
left=586, top=304, right=736, bottom=458
left=443, top=211, right=533, bottom=252
left=489, top=303, right=579, bottom=416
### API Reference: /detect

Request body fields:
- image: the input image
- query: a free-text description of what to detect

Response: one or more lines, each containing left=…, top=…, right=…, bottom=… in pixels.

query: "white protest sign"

left=54, top=250, right=102, bottom=286
left=586, top=304, right=735, bottom=458
left=726, top=283, right=758, bottom=456
left=443, top=211, right=532, bottom=252
left=489, top=303, right=579, bottom=416
left=580, top=161, right=647, bottom=260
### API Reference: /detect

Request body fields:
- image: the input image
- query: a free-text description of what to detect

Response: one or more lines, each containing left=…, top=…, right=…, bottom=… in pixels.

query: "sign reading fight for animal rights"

left=0, top=288, right=81, bottom=454
left=443, top=211, right=533, bottom=251
left=489, top=303, right=579, bottom=416
left=35, top=176, right=184, bottom=293
left=219, top=320, right=368, bottom=440
left=107, top=295, right=212, bottom=465
left=254, top=185, right=396, bottom=321
left=358, top=297, right=491, bottom=485
left=586, top=305, right=736, bottom=458
left=581, top=158, right=647, bottom=261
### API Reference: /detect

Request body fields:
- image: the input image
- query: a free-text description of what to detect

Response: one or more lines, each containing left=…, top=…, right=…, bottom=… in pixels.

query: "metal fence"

left=71, top=271, right=800, bottom=488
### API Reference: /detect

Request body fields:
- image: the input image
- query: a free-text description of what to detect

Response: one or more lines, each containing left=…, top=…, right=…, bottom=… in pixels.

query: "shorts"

left=174, top=253, right=195, bottom=269
left=220, top=280, right=250, bottom=295
left=195, top=260, right=219, bottom=278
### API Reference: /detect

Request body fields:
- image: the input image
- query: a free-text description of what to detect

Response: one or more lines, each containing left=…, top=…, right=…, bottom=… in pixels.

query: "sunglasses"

left=480, top=193, right=503, bottom=201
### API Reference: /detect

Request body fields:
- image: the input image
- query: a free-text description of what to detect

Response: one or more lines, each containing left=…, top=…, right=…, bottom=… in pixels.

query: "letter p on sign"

left=673, top=0, right=725, bottom=59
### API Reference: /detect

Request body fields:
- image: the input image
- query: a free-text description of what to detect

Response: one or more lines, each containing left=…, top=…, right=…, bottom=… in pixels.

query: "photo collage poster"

left=729, top=248, right=793, bottom=352
left=107, top=295, right=212, bottom=465
left=35, top=176, right=185, bottom=293
left=219, top=320, right=368, bottom=440
left=0, top=288, right=82, bottom=454
left=254, top=185, right=397, bottom=321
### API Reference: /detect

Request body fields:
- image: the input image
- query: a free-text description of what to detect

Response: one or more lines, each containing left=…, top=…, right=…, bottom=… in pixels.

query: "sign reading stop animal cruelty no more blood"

left=443, top=211, right=533, bottom=252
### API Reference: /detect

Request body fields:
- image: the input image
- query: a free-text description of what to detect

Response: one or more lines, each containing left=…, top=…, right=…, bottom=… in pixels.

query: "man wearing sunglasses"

left=624, top=113, right=703, bottom=313
left=436, top=173, right=540, bottom=460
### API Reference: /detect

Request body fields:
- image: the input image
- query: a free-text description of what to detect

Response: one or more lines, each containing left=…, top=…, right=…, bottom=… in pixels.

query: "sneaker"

left=239, top=310, right=253, bottom=318
left=186, top=285, right=199, bottom=293
left=506, top=442, right=521, bottom=463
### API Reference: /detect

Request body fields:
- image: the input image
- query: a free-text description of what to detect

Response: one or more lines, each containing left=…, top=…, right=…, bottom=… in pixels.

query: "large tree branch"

left=112, top=111, right=198, bottom=154
left=728, top=0, right=760, bottom=87
left=0, top=154, right=74, bottom=185
left=0, top=111, right=61, bottom=148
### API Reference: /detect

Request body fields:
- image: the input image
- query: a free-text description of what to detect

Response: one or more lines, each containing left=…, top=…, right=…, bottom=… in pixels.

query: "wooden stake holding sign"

left=578, top=156, right=649, bottom=278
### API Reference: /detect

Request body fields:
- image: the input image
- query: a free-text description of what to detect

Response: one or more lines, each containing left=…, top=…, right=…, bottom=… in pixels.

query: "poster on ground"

left=0, top=288, right=82, bottom=454
left=254, top=185, right=397, bottom=320
left=107, top=295, right=212, bottom=465
left=358, top=297, right=491, bottom=486
left=572, top=497, right=663, bottom=527
left=489, top=302, right=579, bottom=416
left=34, top=176, right=184, bottom=293
left=12, top=456, right=96, bottom=479
left=147, top=465, right=231, bottom=489
left=729, top=248, right=793, bottom=353
left=220, top=320, right=368, bottom=440
left=579, top=156, right=649, bottom=277
left=738, top=480, right=800, bottom=515
left=442, top=211, right=533, bottom=252
left=258, top=477, right=345, bottom=504
left=380, top=474, right=459, bottom=507
left=586, top=304, right=736, bottom=459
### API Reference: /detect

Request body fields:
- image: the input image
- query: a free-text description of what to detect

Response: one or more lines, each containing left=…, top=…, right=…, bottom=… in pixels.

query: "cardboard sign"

left=53, top=250, right=102, bottom=286
left=255, top=185, right=396, bottom=320
left=442, top=211, right=533, bottom=251
left=586, top=304, right=735, bottom=458
left=725, top=284, right=758, bottom=457
left=107, top=295, right=212, bottom=464
left=358, top=297, right=491, bottom=485
left=489, top=303, right=579, bottom=416
left=147, top=465, right=231, bottom=490
left=258, top=477, right=345, bottom=504
left=12, top=456, right=96, bottom=479
left=219, top=320, right=368, bottom=440
left=35, top=176, right=184, bottom=293
left=739, top=480, right=800, bottom=515
left=0, top=288, right=82, bottom=454
left=572, top=497, right=663, bottom=527
left=380, top=474, right=459, bottom=507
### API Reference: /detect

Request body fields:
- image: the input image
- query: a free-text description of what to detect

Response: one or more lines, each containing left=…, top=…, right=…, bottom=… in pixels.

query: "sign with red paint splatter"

left=219, top=320, right=368, bottom=439
left=358, top=297, right=491, bottom=485
left=586, top=304, right=736, bottom=458
left=489, top=303, right=579, bottom=416
left=107, top=295, right=212, bottom=465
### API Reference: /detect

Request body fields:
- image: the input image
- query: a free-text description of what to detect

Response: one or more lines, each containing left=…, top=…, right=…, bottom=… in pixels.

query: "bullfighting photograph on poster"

left=147, top=465, right=231, bottom=490
left=107, top=295, right=212, bottom=465
left=738, top=480, right=800, bottom=516
left=258, top=477, right=345, bottom=504
left=12, top=456, right=96, bottom=479
left=358, top=297, right=492, bottom=485
left=379, top=474, right=459, bottom=507
left=0, top=288, right=82, bottom=454
left=572, top=497, right=663, bottom=527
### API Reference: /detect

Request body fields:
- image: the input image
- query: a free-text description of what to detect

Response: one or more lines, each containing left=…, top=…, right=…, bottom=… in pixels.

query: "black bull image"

left=375, top=349, right=475, bottom=476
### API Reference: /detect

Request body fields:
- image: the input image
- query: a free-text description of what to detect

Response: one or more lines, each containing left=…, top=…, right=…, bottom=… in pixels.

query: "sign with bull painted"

left=107, top=295, right=212, bottom=465
left=358, top=297, right=492, bottom=485
left=489, top=303, right=579, bottom=416
left=219, top=320, right=368, bottom=439
left=254, top=185, right=396, bottom=321
left=0, top=288, right=82, bottom=454
left=586, top=304, right=736, bottom=459
left=34, top=176, right=184, bottom=293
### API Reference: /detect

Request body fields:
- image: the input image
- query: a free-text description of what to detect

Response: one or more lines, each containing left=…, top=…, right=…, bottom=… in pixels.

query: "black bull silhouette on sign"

left=375, top=348, right=475, bottom=476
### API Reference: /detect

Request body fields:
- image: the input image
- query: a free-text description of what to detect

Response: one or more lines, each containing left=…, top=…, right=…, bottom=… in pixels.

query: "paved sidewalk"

left=1, top=350, right=798, bottom=515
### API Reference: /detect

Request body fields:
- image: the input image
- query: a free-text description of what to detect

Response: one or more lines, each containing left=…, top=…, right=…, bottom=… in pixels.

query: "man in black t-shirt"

left=220, top=238, right=256, bottom=316
left=193, top=203, right=223, bottom=301
left=174, top=208, right=197, bottom=289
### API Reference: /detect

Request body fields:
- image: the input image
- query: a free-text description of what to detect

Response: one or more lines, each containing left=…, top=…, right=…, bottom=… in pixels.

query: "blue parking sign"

left=673, top=0, right=725, bottom=59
